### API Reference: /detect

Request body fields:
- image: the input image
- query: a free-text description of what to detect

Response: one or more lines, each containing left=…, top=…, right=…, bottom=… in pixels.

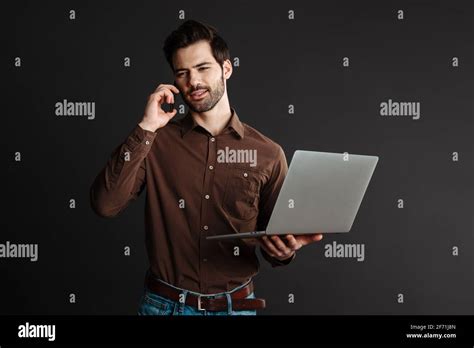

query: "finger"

left=156, top=84, right=180, bottom=95
left=148, top=92, right=160, bottom=102
left=154, top=84, right=166, bottom=93
left=160, top=89, right=174, bottom=104
left=285, top=235, right=302, bottom=250
left=259, top=243, right=276, bottom=258
left=153, top=90, right=174, bottom=107
left=261, top=236, right=283, bottom=257
left=169, top=84, right=180, bottom=94
left=148, top=90, right=169, bottom=104
left=270, top=235, right=292, bottom=254
left=256, top=238, right=276, bottom=257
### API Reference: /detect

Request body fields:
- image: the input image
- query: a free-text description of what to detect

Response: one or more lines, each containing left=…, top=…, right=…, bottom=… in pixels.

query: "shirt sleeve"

left=257, top=145, right=295, bottom=267
left=90, top=124, right=157, bottom=218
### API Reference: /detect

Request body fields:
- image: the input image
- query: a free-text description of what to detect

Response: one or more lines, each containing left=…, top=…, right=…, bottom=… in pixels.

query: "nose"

left=187, top=71, right=203, bottom=91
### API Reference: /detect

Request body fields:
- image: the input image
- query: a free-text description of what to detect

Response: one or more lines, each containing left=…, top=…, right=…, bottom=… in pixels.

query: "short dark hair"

left=163, top=20, right=230, bottom=72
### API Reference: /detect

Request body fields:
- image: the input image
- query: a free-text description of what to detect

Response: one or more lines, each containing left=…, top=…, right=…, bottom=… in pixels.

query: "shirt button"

left=243, top=172, right=248, bottom=177
left=145, top=140, right=150, bottom=145
left=203, top=225, right=209, bottom=230
left=210, top=137, right=215, bottom=142
left=205, top=194, right=210, bottom=199
left=209, top=165, right=214, bottom=170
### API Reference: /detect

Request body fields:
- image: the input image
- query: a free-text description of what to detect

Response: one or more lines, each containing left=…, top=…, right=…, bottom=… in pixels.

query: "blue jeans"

left=137, top=278, right=257, bottom=316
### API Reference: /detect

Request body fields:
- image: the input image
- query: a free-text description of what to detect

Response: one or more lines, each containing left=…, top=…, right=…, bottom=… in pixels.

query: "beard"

left=183, top=72, right=225, bottom=113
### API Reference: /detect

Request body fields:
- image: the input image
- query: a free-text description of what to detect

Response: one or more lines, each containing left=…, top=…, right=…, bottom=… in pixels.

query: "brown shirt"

left=90, top=107, right=295, bottom=294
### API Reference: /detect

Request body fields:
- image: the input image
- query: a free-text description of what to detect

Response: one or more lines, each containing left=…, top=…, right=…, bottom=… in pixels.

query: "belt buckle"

left=197, top=295, right=205, bottom=311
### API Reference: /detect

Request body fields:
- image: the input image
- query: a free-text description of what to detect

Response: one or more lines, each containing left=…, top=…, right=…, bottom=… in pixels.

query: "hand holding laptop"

left=258, top=233, right=323, bottom=261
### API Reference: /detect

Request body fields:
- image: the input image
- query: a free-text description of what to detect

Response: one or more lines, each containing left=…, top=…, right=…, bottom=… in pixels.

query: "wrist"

left=138, top=120, right=160, bottom=133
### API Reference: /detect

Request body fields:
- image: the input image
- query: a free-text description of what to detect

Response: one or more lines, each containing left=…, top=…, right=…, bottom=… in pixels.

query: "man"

left=90, top=20, right=323, bottom=316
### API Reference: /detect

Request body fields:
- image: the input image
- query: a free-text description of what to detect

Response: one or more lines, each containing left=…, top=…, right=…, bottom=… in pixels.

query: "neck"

left=190, top=96, right=232, bottom=136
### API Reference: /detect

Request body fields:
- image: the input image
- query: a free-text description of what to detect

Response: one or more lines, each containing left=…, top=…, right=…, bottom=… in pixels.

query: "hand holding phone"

left=139, top=83, right=179, bottom=132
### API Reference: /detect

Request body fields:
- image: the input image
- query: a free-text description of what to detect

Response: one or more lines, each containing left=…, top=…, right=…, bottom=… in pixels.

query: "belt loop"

left=225, top=293, right=233, bottom=315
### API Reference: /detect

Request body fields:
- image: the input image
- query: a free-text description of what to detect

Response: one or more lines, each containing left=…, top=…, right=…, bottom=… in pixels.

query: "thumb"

left=300, top=233, right=323, bottom=245
left=166, top=109, right=178, bottom=118
left=312, top=233, right=323, bottom=242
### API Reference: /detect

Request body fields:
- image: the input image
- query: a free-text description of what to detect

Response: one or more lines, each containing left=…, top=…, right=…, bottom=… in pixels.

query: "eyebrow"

left=174, top=61, right=213, bottom=74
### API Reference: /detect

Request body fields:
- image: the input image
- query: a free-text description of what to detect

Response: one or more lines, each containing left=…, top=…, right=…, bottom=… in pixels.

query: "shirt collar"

left=180, top=107, right=244, bottom=139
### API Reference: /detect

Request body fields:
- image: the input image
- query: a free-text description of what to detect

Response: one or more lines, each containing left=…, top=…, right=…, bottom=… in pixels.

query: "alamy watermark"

left=217, top=146, right=257, bottom=167
left=324, top=241, right=365, bottom=262
left=18, top=322, right=55, bottom=341
left=0, top=241, right=38, bottom=262
left=380, top=99, right=420, bottom=120
left=55, top=99, right=95, bottom=120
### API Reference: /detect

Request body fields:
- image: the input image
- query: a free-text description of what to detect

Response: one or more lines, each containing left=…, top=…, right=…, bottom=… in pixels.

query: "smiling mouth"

left=190, top=90, right=208, bottom=100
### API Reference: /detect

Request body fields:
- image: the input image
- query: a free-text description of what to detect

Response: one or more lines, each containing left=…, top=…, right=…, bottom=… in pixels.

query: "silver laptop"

left=206, top=150, right=379, bottom=241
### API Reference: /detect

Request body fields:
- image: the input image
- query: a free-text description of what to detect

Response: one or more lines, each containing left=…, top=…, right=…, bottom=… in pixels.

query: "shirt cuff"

left=124, top=124, right=157, bottom=151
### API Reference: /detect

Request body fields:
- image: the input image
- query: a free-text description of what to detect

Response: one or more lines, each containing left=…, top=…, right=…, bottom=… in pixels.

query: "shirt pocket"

left=222, top=165, right=262, bottom=221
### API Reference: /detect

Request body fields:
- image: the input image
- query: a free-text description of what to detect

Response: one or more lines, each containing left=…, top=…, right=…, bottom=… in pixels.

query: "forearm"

left=90, top=124, right=156, bottom=217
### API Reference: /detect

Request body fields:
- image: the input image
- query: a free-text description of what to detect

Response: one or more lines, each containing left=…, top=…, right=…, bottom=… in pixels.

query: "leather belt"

left=145, top=273, right=266, bottom=312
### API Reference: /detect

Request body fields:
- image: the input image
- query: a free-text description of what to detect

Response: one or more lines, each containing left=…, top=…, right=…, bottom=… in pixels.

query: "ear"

left=222, top=59, right=233, bottom=80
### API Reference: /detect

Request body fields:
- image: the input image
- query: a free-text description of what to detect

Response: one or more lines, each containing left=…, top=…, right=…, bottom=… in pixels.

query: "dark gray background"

left=2, top=0, right=473, bottom=315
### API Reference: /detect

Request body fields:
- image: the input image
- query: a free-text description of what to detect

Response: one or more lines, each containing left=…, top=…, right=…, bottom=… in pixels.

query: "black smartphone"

left=164, top=101, right=175, bottom=113
left=163, top=81, right=180, bottom=113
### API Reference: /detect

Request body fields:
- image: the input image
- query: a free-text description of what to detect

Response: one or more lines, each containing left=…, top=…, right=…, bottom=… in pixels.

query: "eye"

left=199, top=67, right=209, bottom=71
